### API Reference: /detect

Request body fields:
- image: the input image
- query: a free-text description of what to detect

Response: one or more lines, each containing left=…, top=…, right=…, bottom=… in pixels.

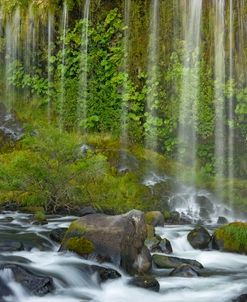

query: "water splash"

left=59, top=2, right=68, bottom=130
left=214, top=0, right=226, bottom=197
left=78, top=0, right=90, bottom=133
left=177, top=0, right=202, bottom=181
left=47, top=11, right=54, bottom=122
left=145, top=0, right=160, bottom=159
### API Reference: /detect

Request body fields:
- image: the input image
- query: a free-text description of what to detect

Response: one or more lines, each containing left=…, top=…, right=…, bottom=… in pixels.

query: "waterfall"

left=214, top=0, right=226, bottom=196
left=47, top=11, right=54, bottom=122
left=120, top=0, right=131, bottom=153
left=78, top=0, right=90, bottom=133
left=177, top=0, right=202, bottom=180
left=228, top=0, right=234, bottom=203
left=5, top=8, right=21, bottom=111
left=145, top=0, right=160, bottom=155
left=25, top=4, right=36, bottom=74
left=59, top=2, right=68, bottom=130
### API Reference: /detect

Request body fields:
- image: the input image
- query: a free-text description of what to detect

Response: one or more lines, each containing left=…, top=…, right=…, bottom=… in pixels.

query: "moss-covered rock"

left=146, top=224, right=155, bottom=238
left=64, top=237, right=95, bottom=256
left=60, top=210, right=151, bottom=275
left=145, top=211, right=164, bottom=227
left=152, top=254, right=203, bottom=269
left=212, top=222, right=247, bottom=254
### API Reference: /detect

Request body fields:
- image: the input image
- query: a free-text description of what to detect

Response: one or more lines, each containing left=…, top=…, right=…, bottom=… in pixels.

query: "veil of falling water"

left=120, top=0, right=131, bottom=154
left=177, top=0, right=202, bottom=181
left=144, top=0, right=160, bottom=168
left=78, top=0, right=90, bottom=133
left=59, top=2, right=68, bottom=130
left=228, top=0, right=234, bottom=203
left=25, top=4, right=36, bottom=74
left=47, top=11, right=54, bottom=122
left=5, top=8, right=21, bottom=111
left=214, top=0, right=226, bottom=197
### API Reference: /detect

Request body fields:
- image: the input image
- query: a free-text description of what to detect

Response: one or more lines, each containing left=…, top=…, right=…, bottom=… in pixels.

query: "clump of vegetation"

left=34, top=211, right=47, bottom=224
left=214, top=222, right=247, bottom=254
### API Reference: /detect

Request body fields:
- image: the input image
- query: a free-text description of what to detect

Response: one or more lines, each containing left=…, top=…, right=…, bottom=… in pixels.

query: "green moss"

left=65, top=237, right=95, bottom=256
left=146, top=224, right=155, bottom=239
left=163, top=210, right=171, bottom=220
left=214, top=222, right=247, bottom=254
left=34, top=210, right=47, bottom=222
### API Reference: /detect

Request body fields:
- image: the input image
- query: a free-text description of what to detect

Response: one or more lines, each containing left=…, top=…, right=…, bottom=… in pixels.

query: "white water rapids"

left=0, top=212, right=246, bottom=302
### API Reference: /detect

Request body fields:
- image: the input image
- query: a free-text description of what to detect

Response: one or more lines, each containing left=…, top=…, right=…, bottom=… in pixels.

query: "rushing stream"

left=0, top=211, right=246, bottom=302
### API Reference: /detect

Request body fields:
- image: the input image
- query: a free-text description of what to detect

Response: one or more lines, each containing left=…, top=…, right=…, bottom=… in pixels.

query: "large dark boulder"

left=233, top=294, right=247, bottom=302
left=60, top=210, right=151, bottom=275
left=152, top=254, right=203, bottom=269
left=169, top=264, right=200, bottom=277
left=187, top=226, right=211, bottom=250
left=129, top=276, right=160, bottom=292
left=0, top=264, right=54, bottom=296
left=217, top=216, right=228, bottom=225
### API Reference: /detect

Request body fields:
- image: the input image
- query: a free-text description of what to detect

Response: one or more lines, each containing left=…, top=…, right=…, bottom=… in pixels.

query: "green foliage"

left=214, top=222, right=247, bottom=254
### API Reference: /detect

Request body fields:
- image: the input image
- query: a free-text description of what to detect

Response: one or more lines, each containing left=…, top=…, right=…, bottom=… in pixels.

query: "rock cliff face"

left=0, top=103, right=23, bottom=146
left=60, top=210, right=152, bottom=275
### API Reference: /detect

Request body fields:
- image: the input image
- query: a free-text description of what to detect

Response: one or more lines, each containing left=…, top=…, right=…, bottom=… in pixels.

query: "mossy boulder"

left=60, top=210, right=151, bottom=275
left=146, top=224, right=155, bottom=238
left=128, top=275, right=160, bottom=292
left=212, top=222, right=247, bottom=254
left=145, top=211, right=164, bottom=227
left=187, top=226, right=211, bottom=250
left=152, top=254, right=203, bottom=269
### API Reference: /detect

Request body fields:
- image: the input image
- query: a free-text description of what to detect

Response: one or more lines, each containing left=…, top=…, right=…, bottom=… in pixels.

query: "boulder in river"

left=129, top=276, right=160, bottom=292
left=0, top=264, right=54, bottom=296
left=152, top=254, right=203, bottom=269
left=60, top=210, right=151, bottom=275
left=187, top=226, right=211, bottom=250
left=212, top=222, right=247, bottom=254
left=145, top=211, right=164, bottom=227
left=169, top=264, right=200, bottom=277
left=217, top=216, right=228, bottom=225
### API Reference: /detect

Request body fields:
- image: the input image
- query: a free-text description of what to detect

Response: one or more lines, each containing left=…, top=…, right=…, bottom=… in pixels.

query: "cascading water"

left=214, top=0, right=226, bottom=197
left=120, top=0, right=131, bottom=152
left=24, top=4, right=36, bottom=74
left=59, top=2, right=68, bottom=130
left=145, top=0, right=160, bottom=161
left=47, top=11, right=54, bottom=122
left=228, top=0, right=234, bottom=204
left=78, top=0, right=90, bottom=133
left=5, top=8, right=21, bottom=111
left=177, top=0, right=202, bottom=181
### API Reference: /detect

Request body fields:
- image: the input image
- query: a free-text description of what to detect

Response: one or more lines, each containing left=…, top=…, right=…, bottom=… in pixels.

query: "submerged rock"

left=152, top=254, right=203, bottom=269
left=169, top=264, right=200, bottom=277
left=0, top=264, right=54, bottom=296
left=187, top=226, right=211, bottom=250
left=0, top=278, right=13, bottom=300
left=129, top=276, right=160, bottom=292
left=60, top=210, right=151, bottom=275
left=233, top=294, right=247, bottom=302
left=0, top=240, right=24, bottom=252
left=145, top=211, right=164, bottom=227
left=49, top=228, right=68, bottom=243
left=89, top=265, right=121, bottom=283
left=212, top=222, right=247, bottom=254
